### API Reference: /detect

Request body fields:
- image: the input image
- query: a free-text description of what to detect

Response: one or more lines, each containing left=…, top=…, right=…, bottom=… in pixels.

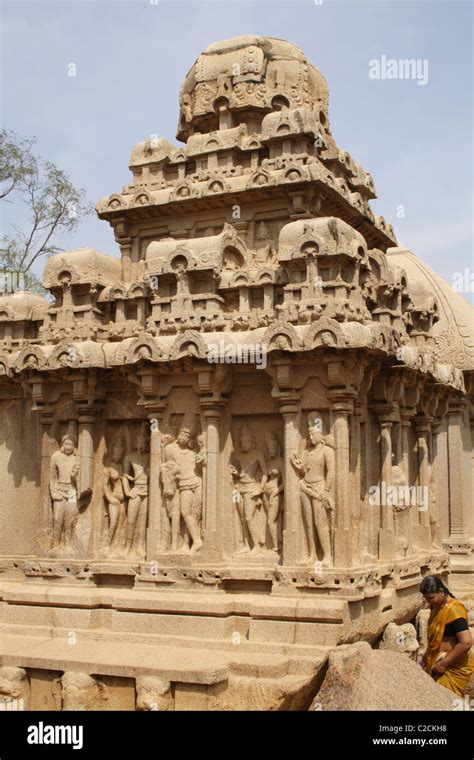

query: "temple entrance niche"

left=101, top=421, right=149, bottom=560
left=41, top=402, right=95, bottom=559
left=159, top=410, right=205, bottom=555
left=230, top=415, right=284, bottom=559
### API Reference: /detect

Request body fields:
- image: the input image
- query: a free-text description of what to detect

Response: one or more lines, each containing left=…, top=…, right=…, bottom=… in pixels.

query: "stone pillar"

left=445, top=399, right=471, bottom=554
left=414, top=417, right=432, bottom=527
left=199, top=400, right=226, bottom=559
left=147, top=410, right=164, bottom=559
left=119, top=238, right=132, bottom=283
left=430, top=418, right=443, bottom=548
left=263, top=284, right=273, bottom=311
left=39, top=412, right=55, bottom=541
left=412, top=416, right=433, bottom=550
left=352, top=401, right=363, bottom=564
left=400, top=408, right=415, bottom=554
left=329, top=393, right=354, bottom=567
left=377, top=409, right=396, bottom=559
left=400, top=410, right=413, bottom=485
left=239, top=286, right=249, bottom=312
left=379, top=420, right=393, bottom=530
left=78, top=412, right=96, bottom=495
left=280, top=400, right=301, bottom=566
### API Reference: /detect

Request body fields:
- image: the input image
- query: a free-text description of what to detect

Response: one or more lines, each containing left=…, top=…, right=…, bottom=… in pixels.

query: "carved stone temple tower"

left=0, top=36, right=473, bottom=710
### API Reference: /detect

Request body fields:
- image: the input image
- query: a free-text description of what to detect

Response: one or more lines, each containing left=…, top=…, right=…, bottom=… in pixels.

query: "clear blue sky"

left=1, top=0, right=473, bottom=299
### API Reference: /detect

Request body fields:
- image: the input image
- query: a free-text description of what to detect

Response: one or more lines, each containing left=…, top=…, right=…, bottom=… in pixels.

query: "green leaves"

left=0, top=128, right=93, bottom=294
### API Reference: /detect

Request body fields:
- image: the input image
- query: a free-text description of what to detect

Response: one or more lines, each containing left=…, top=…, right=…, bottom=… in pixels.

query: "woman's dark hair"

left=420, top=575, right=455, bottom=598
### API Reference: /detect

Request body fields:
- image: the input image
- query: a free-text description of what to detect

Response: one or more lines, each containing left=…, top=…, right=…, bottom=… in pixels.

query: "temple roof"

left=0, top=292, right=49, bottom=321
left=177, top=35, right=330, bottom=142
left=387, top=247, right=474, bottom=370
left=42, top=248, right=121, bottom=290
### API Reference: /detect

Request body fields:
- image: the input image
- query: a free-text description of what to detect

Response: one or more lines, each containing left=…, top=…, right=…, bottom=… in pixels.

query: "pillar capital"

left=328, top=390, right=356, bottom=415
left=414, top=416, right=433, bottom=435
left=448, top=397, right=469, bottom=416
left=198, top=397, right=228, bottom=417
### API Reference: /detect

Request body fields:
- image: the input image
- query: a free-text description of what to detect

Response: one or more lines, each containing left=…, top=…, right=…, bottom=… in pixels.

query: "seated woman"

left=420, top=575, right=473, bottom=697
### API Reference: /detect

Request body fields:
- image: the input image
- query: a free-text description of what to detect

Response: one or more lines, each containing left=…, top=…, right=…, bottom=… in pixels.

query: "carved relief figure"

left=231, top=424, right=267, bottom=555
left=291, top=416, right=335, bottom=566
left=103, top=435, right=126, bottom=556
left=123, top=425, right=149, bottom=558
left=49, top=432, right=80, bottom=555
left=391, top=457, right=412, bottom=558
left=160, top=415, right=205, bottom=553
left=254, top=221, right=274, bottom=264
left=261, top=431, right=284, bottom=553
left=160, top=433, right=181, bottom=552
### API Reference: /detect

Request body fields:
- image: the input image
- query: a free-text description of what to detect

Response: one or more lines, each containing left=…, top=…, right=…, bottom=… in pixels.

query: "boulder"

left=310, top=641, right=457, bottom=711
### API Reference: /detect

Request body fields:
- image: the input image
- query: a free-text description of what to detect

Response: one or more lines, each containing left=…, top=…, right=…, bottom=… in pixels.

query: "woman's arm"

left=432, top=630, right=472, bottom=672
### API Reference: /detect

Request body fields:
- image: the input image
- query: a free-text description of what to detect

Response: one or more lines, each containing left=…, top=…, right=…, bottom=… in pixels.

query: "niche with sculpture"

left=230, top=419, right=284, bottom=557
left=292, top=411, right=335, bottom=568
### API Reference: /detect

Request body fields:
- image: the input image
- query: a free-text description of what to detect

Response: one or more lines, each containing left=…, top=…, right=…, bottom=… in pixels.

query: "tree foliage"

left=0, top=129, right=93, bottom=293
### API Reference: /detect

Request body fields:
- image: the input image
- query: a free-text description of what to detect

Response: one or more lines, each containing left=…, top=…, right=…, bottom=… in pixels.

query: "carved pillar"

left=431, top=417, right=443, bottom=548
left=329, top=392, right=354, bottom=566
left=39, top=411, right=55, bottom=540
left=376, top=407, right=397, bottom=559
left=199, top=399, right=226, bottom=559
left=263, top=284, right=273, bottom=311
left=280, top=400, right=301, bottom=565
left=119, top=237, right=132, bottom=283
left=352, top=401, right=363, bottom=564
left=414, top=417, right=432, bottom=529
left=239, top=286, right=249, bottom=312
left=77, top=412, right=96, bottom=495
left=400, top=407, right=415, bottom=554
left=147, top=408, right=165, bottom=559
left=379, top=419, right=393, bottom=530
left=445, top=399, right=470, bottom=547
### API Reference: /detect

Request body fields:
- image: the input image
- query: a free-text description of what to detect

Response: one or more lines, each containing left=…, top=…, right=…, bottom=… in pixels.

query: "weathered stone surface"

left=0, top=34, right=472, bottom=710
left=311, top=642, right=457, bottom=711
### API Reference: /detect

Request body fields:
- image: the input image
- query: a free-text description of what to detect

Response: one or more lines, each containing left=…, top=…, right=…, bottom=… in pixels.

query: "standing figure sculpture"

left=160, top=434, right=181, bottom=552
left=49, top=433, right=80, bottom=555
left=261, top=431, right=284, bottom=553
left=160, top=415, right=205, bottom=554
left=103, top=435, right=126, bottom=555
left=291, top=416, right=335, bottom=567
left=231, top=424, right=266, bottom=555
left=123, top=425, right=149, bottom=558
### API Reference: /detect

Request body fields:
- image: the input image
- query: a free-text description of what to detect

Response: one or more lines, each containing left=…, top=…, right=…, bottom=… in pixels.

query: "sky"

left=1, top=0, right=473, bottom=301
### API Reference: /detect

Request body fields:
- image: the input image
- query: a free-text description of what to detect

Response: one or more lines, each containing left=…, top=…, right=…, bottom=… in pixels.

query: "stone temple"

left=0, top=36, right=473, bottom=710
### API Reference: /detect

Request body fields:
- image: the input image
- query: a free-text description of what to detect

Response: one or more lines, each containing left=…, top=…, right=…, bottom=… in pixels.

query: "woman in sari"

left=420, top=575, right=473, bottom=697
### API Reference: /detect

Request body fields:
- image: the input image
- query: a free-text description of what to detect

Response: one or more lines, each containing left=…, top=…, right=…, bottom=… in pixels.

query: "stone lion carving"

left=135, top=676, right=174, bottom=711
left=0, top=666, right=30, bottom=709
left=379, top=622, right=419, bottom=661
left=59, top=672, right=108, bottom=711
